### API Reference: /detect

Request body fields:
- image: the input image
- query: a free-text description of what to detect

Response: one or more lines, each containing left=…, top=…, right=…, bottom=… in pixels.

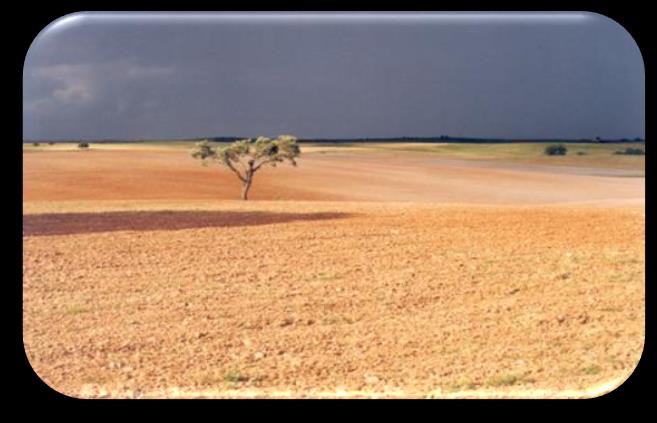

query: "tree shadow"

left=23, top=210, right=353, bottom=237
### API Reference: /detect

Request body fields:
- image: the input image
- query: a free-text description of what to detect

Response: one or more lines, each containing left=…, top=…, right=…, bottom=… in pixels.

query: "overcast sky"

left=23, top=12, right=644, bottom=140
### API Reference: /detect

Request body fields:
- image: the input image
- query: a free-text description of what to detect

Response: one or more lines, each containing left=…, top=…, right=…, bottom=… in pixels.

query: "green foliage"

left=78, top=142, right=90, bottom=149
left=192, top=136, right=300, bottom=171
left=544, top=144, right=567, bottom=156
left=582, top=365, right=602, bottom=375
left=615, top=147, right=645, bottom=155
left=485, top=372, right=534, bottom=388
left=66, top=305, right=88, bottom=315
left=447, top=379, right=478, bottom=392
left=223, top=371, right=248, bottom=383
left=487, top=374, right=520, bottom=387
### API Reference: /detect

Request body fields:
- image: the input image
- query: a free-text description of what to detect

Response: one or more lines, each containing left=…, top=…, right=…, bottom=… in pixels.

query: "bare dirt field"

left=23, top=146, right=644, bottom=204
left=23, top=145, right=645, bottom=398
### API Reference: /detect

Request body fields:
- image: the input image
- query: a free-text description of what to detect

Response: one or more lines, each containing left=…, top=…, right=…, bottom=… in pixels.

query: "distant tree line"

left=24, top=136, right=645, bottom=145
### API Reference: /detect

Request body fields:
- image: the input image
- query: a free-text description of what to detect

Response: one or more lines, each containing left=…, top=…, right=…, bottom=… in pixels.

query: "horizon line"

left=23, top=135, right=646, bottom=143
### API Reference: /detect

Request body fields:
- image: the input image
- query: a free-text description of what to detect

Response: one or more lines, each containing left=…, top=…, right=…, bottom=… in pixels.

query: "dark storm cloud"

left=23, top=12, right=645, bottom=140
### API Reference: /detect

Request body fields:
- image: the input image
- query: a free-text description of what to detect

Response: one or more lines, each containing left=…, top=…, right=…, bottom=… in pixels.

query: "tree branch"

left=225, top=160, right=246, bottom=182
left=252, top=157, right=279, bottom=172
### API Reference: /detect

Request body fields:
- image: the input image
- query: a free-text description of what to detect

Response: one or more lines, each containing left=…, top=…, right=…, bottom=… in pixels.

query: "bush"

left=48, top=142, right=55, bottom=145
left=78, top=142, right=90, bottom=149
left=32, top=142, right=40, bottom=147
left=544, top=144, right=567, bottom=156
left=615, top=147, right=645, bottom=155
left=576, top=151, right=587, bottom=155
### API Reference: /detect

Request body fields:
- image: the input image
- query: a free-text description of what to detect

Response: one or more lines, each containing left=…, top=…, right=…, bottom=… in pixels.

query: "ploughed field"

left=23, top=144, right=645, bottom=398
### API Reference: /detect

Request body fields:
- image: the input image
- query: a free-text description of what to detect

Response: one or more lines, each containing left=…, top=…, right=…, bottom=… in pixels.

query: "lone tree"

left=191, top=135, right=301, bottom=200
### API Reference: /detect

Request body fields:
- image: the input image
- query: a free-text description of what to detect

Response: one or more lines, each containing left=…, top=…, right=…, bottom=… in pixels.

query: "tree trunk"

left=241, top=177, right=252, bottom=200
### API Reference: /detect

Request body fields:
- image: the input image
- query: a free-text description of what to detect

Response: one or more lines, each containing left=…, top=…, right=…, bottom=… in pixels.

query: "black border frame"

left=12, top=3, right=651, bottom=404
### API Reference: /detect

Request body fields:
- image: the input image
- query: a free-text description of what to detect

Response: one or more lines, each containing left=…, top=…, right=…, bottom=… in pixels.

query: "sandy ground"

left=23, top=149, right=644, bottom=204
left=22, top=148, right=644, bottom=398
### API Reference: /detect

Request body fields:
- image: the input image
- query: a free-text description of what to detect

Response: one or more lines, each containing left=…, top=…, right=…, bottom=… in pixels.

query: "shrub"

left=544, top=144, right=567, bottom=156
left=615, top=147, right=645, bottom=155
left=78, top=142, right=90, bottom=149
left=48, top=142, right=55, bottom=146
left=32, top=142, right=40, bottom=147
left=576, top=151, right=587, bottom=155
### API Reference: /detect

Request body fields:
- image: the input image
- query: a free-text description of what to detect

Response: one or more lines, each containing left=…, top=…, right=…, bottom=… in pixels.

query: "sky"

left=23, top=12, right=645, bottom=141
